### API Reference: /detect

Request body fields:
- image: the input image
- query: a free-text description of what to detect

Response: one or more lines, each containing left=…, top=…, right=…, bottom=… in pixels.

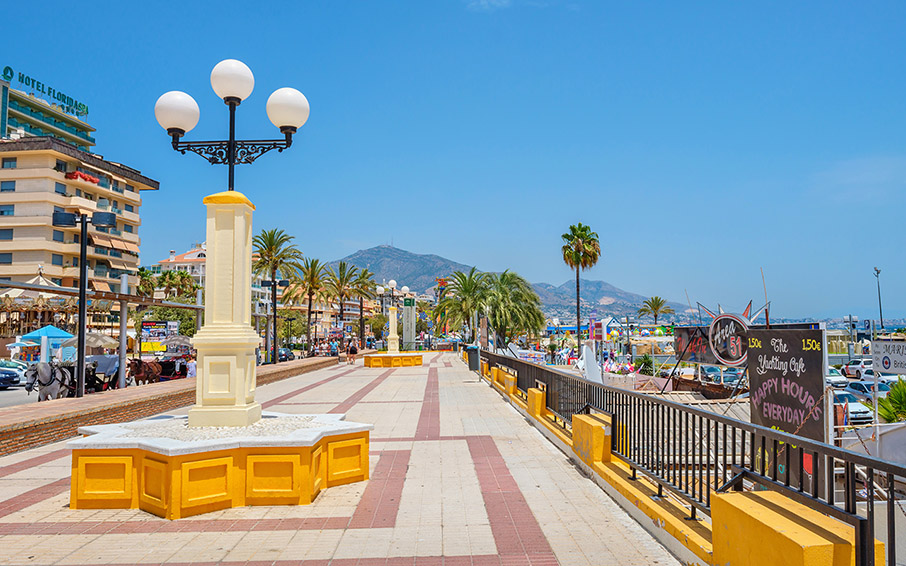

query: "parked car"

left=700, top=366, right=722, bottom=382
left=842, top=359, right=872, bottom=378
left=723, top=367, right=745, bottom=383
left=870, top=373, right=905, bottom=385
left=833, top=391, right=873, bottom=425
left=277, top=348, right=295, bottom=362
left=0, top=368, right=20, bottom=389
left=0, top=360, right=28, bottom=385
left=843, top=380, right=890, bottom=402
left=825, top=367, right=849, bottom=388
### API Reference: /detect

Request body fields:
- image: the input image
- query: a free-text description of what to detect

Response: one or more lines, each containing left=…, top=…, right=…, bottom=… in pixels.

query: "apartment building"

left=0, top=136, right=158, bottom=293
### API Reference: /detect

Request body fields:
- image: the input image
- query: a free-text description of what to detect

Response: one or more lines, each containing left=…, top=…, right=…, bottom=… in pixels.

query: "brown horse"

left=127, top=358, right=163, bottom=385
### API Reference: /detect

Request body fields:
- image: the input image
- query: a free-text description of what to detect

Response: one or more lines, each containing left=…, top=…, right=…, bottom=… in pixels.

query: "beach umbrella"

left=5, top=341, right=38, bottom=348
left=61, top=332, right=119, bottom=349
left=160, top=335, right=192, bottom=348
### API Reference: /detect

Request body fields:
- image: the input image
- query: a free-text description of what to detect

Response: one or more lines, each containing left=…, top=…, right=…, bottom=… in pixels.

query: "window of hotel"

left=53, top=206, right=64, bottom=214
left=1, top=158, right=16, bottom=169
left=124, top=224, right=133, bottom=233
left=0, top=278, right=10, bottom=282
left=75, top=189, right=81, bottom=197
left=125, top=184, right=134, bottom=192
left=0, top=205, right=13, bottom=216
left=72, top=257, right=78, bottom=267
left=0, top=181, right=14, bottom=192
left=54, top=160, right=67, bottom=173
left=0, top=254, right=11, bottom=265
left=51, top=278, right=62, bottom=285
left=52, top=230, right=64, bottom=242
left=125, top=204, right=134, bottom=212
left=55, top=183, right=67, bottom=195
left=0, top=229, right=11, bottom=240
left=51, top=254, right=63, bottom=266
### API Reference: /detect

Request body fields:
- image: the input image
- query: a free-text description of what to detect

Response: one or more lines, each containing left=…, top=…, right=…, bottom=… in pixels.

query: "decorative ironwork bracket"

left=171, top=135, right=293, bottom=165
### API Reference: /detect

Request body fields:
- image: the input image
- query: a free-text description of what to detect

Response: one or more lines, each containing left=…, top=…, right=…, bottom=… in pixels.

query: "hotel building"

left=0, top=136, right=158, bottom=293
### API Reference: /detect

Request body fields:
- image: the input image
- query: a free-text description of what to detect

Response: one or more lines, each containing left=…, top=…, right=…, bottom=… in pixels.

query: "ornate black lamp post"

left=874, top=267, right=884, bottom=332
left=52, top=210, right=117, bottom=397
left=154, top=59, right=310, bottom=191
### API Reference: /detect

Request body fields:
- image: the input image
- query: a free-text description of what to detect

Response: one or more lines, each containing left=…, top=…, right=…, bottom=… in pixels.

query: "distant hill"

left=330, top=245, right=474, bottom=294
left=332, top=245, right=689, bottom=321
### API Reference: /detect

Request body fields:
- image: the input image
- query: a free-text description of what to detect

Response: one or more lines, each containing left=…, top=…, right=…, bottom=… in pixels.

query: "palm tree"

left=157, top=270, right=179, bottom=299
left=637, top=296, right=675, bottom=325
left=433, top=267, right=488, bottom=343
left=485, top=270, right=545, bottom=349
left=352, top=268, right=376, bottom=344
left=561, top=223, right=600, bottom=341
left=325, top=262, right=359, bottom=345
left=878, top=380, right=906, bottom=423
left=253, top=229, right=304, bottom=363
left=136, top=267, right=156, bottom=297
left=173, top=270, right=198, bottom=299
left=286, top=258, right=328, bottom=356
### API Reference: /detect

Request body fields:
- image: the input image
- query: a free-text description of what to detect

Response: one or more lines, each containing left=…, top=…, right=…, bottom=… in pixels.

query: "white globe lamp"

left=266, top=87, right=310, bottom=133
left=210, top=59, right=255, bottom=102
left=401, top=286, right=410, bottom=294
left=388, top=280, right=397, bottom=289
left=154, top=91, right=200, bottom=137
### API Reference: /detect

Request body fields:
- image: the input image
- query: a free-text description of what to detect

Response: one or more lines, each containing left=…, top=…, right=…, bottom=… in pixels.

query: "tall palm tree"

left=485, top=270, right=545, bottom=349
left=253, top=229, right=304, bottom=363
left=136, top=267, right=157, bottom=298
left=637, top=296, right=675, bottom=325
left=433, top=267, right=488, bottom=343
left=561, top=223, right=600, bottom=341
left=325, top=262, right=359, bottom=345
left=173, top=270, right=198, bottom=299
left=352, top=268, right=376, bottom=344
left=157, top=270, right=179, bottom=299
left=286, top=258, right=328, bottom=356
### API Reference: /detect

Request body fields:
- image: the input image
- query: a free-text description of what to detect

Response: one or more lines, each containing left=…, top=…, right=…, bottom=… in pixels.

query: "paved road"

left=0, top=353, right=679, bottom=565
left=0, top=386, right=33, bottom=409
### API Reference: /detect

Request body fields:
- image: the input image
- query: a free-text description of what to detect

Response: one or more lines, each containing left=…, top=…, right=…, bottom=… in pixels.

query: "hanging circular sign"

left=708, top=313, right=748, bottom=366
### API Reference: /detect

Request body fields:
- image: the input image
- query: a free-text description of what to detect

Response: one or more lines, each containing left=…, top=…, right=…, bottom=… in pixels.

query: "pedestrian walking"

left=347, top=340, right=358, bottom=365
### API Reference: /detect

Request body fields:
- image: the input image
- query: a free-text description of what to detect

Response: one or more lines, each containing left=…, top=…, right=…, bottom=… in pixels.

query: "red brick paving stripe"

left=262, top=367, right=358, bottom=408
left=329, top=369, right=395, bottom=414
left=71, top=556, right=551, bottom=566
left=467, top=436, right=555, bottom=559
left=348, top=449, right=410, bottom=529
left=0, top=476, right=69, bottom=519
left=414, top=367, right=440, bottom=440
left=0, top=448, right=70, bottom=479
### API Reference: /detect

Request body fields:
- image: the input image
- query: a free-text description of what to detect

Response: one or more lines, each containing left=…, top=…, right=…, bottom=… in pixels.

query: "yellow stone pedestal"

left=363, top=352, right=423, bottom=368
left=69, top=414, right=373, bottom=520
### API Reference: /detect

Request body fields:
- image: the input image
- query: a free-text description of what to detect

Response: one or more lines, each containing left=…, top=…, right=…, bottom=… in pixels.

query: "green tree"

left=277, top=308, right=308, bottom=344
left=253, top=229, right=304, bottom=360
left=143, top=296, right=200, bottom=338
left=485, top=270, right=545, bottom=349
left=325, top=262, right=359, bottom=345
left=561, top=223, right=601, bottom=340
left=286, top=258, right=328, bottom=356
left=136, top=267, right=157, bottom=297
left=433, top=267, right=488, bottom=343
left=173, top=270, right=199, bottom=299
left=157, top=270, right=179, bottom=299
left=353, top=268, right=376, bottom=343
left=878, top=380, right=906, bottom=423
left=637, top=296, right=675, bottom=325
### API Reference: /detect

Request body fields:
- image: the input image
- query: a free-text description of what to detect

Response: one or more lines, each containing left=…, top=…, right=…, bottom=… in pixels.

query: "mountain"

left=330, top=245, right=474, bottom=294
left=332, top=245, right=690, bottom=321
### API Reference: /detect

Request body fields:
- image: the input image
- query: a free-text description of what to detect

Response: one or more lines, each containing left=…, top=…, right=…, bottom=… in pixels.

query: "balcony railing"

left=480, top=349, right=906, bottom=566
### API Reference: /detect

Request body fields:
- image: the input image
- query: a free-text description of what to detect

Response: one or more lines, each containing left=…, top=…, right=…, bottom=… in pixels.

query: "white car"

left=842, top=359, right=872, bottom=378
left=826, top=367, right=848, bottom=388
left=834, top=392, right=873, bottom=425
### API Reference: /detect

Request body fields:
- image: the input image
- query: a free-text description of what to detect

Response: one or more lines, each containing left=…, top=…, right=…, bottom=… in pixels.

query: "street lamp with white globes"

left=154, top=59, right=310, bottom=191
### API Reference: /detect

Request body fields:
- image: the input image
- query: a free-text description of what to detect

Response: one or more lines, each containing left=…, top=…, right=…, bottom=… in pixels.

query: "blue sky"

left=4, top=1, right=906, bottom=319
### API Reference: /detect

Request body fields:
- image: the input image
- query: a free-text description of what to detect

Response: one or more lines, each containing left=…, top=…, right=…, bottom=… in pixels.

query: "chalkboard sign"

left=747, top=328, right=826, bottom=441
left=674, top=326, right=716, bottom=364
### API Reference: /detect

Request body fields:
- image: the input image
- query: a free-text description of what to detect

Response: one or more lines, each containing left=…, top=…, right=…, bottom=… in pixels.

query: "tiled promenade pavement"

left=0, top=354, right=678, bottom=566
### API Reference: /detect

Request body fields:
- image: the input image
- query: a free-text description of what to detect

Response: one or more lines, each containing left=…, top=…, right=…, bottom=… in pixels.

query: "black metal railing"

left=481, top=350, right=905, bottom=566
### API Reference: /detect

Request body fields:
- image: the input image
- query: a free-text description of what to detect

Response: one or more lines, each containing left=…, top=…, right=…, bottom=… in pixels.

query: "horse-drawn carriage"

left=127, top=357, right=188, bottom=385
